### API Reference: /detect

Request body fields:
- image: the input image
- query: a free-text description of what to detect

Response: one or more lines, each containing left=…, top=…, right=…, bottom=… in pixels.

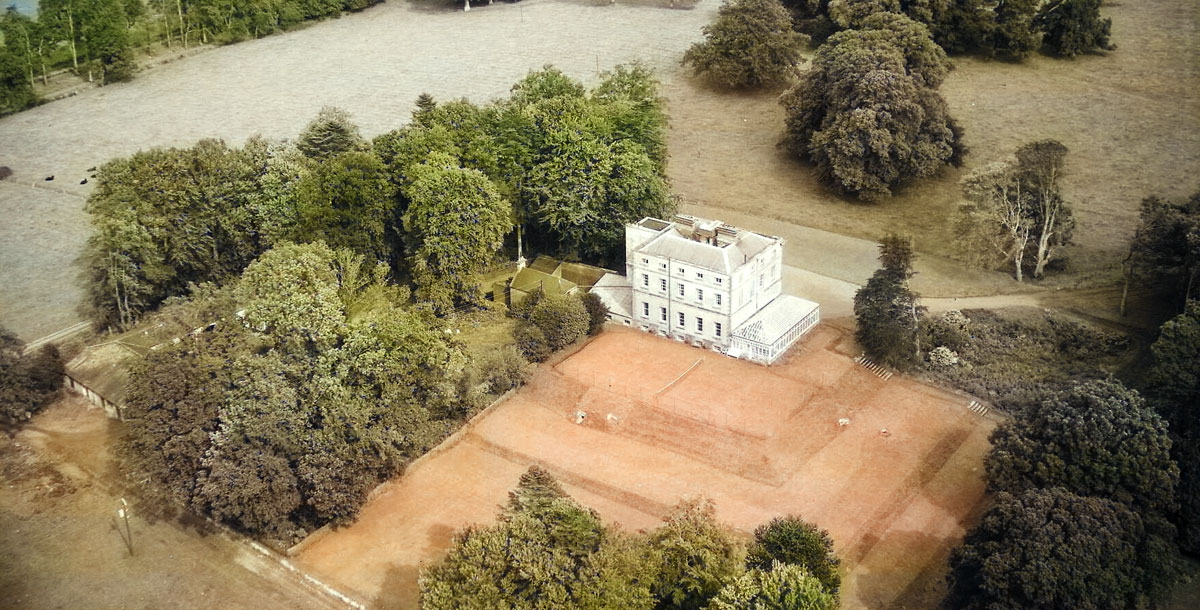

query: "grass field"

left=295, top=325, right=996, bottom=609
left=669, top=0, right=1200, bottom=286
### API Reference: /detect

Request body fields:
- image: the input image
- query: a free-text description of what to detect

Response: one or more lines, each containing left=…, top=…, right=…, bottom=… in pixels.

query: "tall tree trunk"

left=67, top=12, right=79, bottom=73
left=177, top=0, right=187, bottom=49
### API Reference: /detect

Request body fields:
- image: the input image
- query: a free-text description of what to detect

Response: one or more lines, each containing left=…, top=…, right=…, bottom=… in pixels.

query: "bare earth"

left=295, top=325, right=996, bottom=609
left=0, top=396, right=347, bottom=610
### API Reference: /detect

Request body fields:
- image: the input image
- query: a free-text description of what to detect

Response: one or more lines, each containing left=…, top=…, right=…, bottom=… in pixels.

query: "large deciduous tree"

left=647, top=498, right=744, bottom=610
left=986, top=380, right=1178, bottom=517
left=1034, top=0, right=1113, bottom=58
left=120, top=242, right=468, bottom=539
left=420, top=466, right=657, bottom=610
left=682, top=0, right=809, bottom=89
left=0, top=327, right=65, bottom=425
left=944, top=488, right=1182, bottom=610
left=956, top=140, right=1073, bottom=281
left=1124, top=192, right=1200, bottom=311
left=745, top=515, right=841, bottom=597
left=707, top=563, right=837, bottom=610
left=85, top=138, right=281, bottom=328
left=401, top=154, right=511, bottom=314
left=293, top=150, right=395, bottom=264
left=780, top=14, right=963, bottom=201
left=853, top=234, right=924, bottom=368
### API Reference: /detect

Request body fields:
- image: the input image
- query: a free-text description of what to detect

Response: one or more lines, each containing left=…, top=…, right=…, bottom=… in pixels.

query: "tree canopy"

left=420, top=466, right=658, bottom=610
left=854, top=234, right=925, bottom=368
left=707, top=563, right=837, bottom=610
left=1034, top=0, right=1113, bottom=58
left=0, top=327, right=64, bottom=425
left=647, top=498, right=744, bottom=610
left=119, top=242, right=468, bottom=539
left=1126, top=191, right=1200, bottom=310
left=780, top=14, right=963, bottom=201
left=986, top=380, right=1178, bottom=517
left=745, top=515, right=840, bottom=596
left=944, top=487, right=1182, bottom=610
left=682, top=0, right=809, bottom=89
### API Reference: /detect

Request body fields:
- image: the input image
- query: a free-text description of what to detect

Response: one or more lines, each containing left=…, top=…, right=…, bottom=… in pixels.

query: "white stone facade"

left=616, top=215, right=819, bottom=363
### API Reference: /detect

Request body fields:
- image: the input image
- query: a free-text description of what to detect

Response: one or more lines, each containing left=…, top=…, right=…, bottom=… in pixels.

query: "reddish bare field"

left=295, top=325, right=996, bottom=609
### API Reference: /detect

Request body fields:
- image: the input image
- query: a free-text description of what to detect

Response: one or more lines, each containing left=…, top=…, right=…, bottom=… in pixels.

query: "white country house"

left=593, top=215, right=819, bottom=364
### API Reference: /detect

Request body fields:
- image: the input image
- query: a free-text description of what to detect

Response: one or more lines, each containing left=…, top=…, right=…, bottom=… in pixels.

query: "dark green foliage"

left=420, top=466, right=658, bottom=610
left=529, top=293, right=590, bottom=352
left=293, top=150, right=395, bottom=263
left=944, top=488, right=1183, bottom=610
left=296, top=106, right=365, bottom=160
left=1034, top=0, right=1113, bottom=58
left=1143, top=304, right=1200, bottom=438
left=1142, top=304, right=1200, bottom=554
left=986, top=380, right=1179, bottom=517
left=81, top=0, right=135, bottom=82
left=473, top=345, right=534, bottom=394
left=647, top=498, right=743, bottom=610
left=1173, top=435, right=1200, bottom=554
left=514, top=322, right=551, bottom=363
left=0, top=328, right=65, bottom=425
left=827, top=0, right=900, bottom=29
left=84, top=137, right=287, bottom=328
left=853, top=235, right=924, bottom=369
left=401, top=154, right=512, bottom=314
left=707, top=564, right=837, bottom=610
left=1, top=9, right=40, bottom=114
left=580, top=292, right=608, bottom=336
left=745, top=516, right=840, bottom=597
left=921, top=308, right=1129, bottom=406
left=682, top=0, right=809, bottom=89
left=119, top=243, right=468, bottom=539
left=989, top=0, right=1040, bottom=59
left=1127, top=192, right=1200, bottom=309
left=780, top=15, right=963, bottom=201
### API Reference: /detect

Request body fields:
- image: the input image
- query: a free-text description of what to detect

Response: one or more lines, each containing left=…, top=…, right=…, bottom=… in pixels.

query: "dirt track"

left=295, top=325, right=996, bottom=609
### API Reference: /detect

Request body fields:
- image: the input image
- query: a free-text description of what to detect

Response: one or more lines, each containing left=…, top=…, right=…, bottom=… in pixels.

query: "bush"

left=1, top=329, right=64, bottom=426
left=581, top=292, right=609, bottom=336
left=478, top=345, right=535, bottom=393
left=530, top=293, right=590, bottom=352
left=514, top=323, right=551, bottom=363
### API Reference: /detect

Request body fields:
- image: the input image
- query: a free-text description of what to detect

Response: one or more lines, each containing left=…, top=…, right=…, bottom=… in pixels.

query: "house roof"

left=590, top=273, right=632, bottom=319
left=510, top=267, right=577, bottom=296
left=631, top=216, right=782, bottom=275
left=733, top=295, right=819, bottom=345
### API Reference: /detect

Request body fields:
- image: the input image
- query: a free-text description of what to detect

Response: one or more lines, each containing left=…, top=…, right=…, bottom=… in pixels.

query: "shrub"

left=581, top=292, right=609, bottom=336
left=1, top=329, right=64, bottom=426
left=745, top=515, right=840, bottom=596
left=682, top=0, right=809, bottom=89
left=530, top=293, right=590, bottom=352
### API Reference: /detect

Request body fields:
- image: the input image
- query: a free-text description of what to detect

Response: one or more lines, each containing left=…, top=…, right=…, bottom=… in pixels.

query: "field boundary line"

left=652, top=356, right=704, bottom=397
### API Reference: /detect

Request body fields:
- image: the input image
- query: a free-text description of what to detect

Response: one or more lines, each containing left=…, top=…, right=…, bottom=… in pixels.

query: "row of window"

left=640, top=302, right=723, bottom=337
left=639, top=258, right=724, bottom=286
left=640, top=274, right=724, bottom=307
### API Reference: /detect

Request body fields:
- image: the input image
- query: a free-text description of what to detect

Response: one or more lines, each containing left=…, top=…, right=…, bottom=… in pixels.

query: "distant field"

left=295, top=325, right=996, bottom=609
left=670, top=0, right=1200, bottom=285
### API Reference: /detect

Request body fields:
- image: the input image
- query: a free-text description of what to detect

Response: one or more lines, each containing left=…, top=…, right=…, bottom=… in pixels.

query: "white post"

left=464, top=0, right=470, bottom=11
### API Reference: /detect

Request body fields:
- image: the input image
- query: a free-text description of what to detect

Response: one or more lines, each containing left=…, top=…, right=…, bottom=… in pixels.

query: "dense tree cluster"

left=682, top=0, right=809, bottom=89
left=1124, top=191, right=1200, bottom=311
left=86, top=65, right=668, bottom=328
left=0, top=1, right=384, bottom=114
left=783, top=0, right=1113, bottom=59
left=780, top=13, right=964, bottom=201
left=421, top=467, right=841, bottom=610
left=854, top=234, right=925, bottom=368
left=0, top=326, right=65, bottom=426
left=956, top=140, right=1074, bottom=281
left=376, top=64, right=674, bottom=266
left=510, top=289, right=591, bottom=362
left=946, top=380, right=1185, bottom=607
left=1142, top=303, right=1200, bottom=553
left=945, top=488, right=1177, bottom=610
left=118, top=242, right=471, bottom=540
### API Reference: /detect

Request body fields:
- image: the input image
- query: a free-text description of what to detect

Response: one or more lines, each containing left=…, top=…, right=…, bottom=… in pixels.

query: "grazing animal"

left=44, top=175, right=54, bottom=181
left=86, top=166, right=97, bottom=172
left=80, top=179, right=88, bottom=185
